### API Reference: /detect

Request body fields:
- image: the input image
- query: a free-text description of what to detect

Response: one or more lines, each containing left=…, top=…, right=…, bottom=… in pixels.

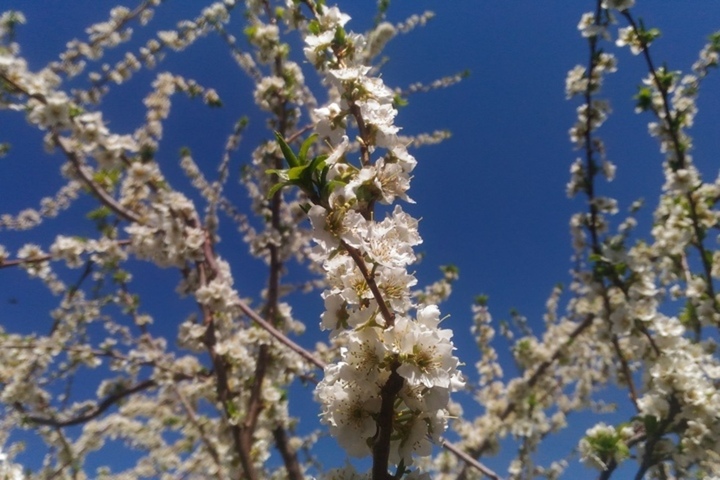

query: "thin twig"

left=55, top=136, right=142, bottom=224
left=23, top=379, right=155, bottom=427
left=442, top=440, right=503, bottom=480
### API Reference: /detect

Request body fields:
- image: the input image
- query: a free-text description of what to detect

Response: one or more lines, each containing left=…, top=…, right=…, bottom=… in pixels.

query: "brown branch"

left=0, top=76, right=142, bottom=224
left=344, top=243, right=396, bottom=326
left=239, top=14, right=288, bottom=459
left=441, top=440, right=502, bottom=480
left=23, top=379, right=155, bottom=427
left=173, top=384, right=227, bottom=480
left=0, top=71, right=45, bottom=101
left=55, top=136, right=142, bottom=224
left=372, top=367, right=404, bottom=480
left=60, top=0, right=162, bottom=91
left=611, top=335, right=639, bottom=408
left=581, top=1, right=604, bottom=256
left=195, top=258, right=247, bottom=479
left=239, top=294, right=325, bottom=370
left=60, top=0, right=155, bottom=68
left=204, top=321, right=246, bottom=479
left=456, top=314, right=596, bottom=480
left=348, top=102, right=372, bottom=168
left=286, top=123, right=316, bottom=144
left=621, top=11, right=719, bottom=318
left=0, top=255, right=52, bottom=269
left=47, top=425, right=81, bottom=479
left=0, top=239, right=131, bottom=270
left=299, top=0, right=320, bottom=18
left=197, top=214, right=324, bottom=370
left=237, top=344, right=268, bottom=480
left=273, top=426, right=304, bottom=480
left=3, top=343, right=208, bottom=388
left=523, top=315, right=595, bottom=391
left=238, top=3, right=307, bottom=472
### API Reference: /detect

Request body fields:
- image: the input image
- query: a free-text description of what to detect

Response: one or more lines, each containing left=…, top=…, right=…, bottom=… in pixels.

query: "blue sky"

left=2, top=1, right=720, bottom=477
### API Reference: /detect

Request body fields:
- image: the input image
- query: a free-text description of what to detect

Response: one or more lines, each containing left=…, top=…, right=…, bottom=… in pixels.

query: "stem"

left=22, top=379, right=155, bottom=427
left=622, top=11, right=719, bottom=320
left=273, top=426, right=304, bottom=480
left=372, top=367, right=404, bottom=480
left=440, top=440, right=501, bottom=480
left=580, top=2, right=642, bottom=416
left=456, top=314, right=595, bottom=479
left=173, top=385, right=227, bottom=480
left=197, top=259, right=246, bottom=479
left=344, top=243, right=396, bottom=326
left=56, top=136, right=141, bottom=223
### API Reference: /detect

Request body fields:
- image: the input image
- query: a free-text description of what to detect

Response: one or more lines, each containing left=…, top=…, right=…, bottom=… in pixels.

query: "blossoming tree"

left=0, top=0, right=719, bottom=479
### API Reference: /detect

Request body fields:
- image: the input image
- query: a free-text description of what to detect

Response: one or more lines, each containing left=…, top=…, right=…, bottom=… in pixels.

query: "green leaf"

left=226, top=401, right=239, bottom=419
left=113, top=270, right=131, bottom=284
left=373, top=0, right=390, bottom=27
left=265, top=168, right=288, bottom=181
left=244, top=25, right=258, bottom=39
left=642, top=414, right=659, bottom=436
left=163, top=417, right=181, bottom=427
left=704, top=250, right=714, bottom=266
left=298, top=133, right=318, bottom=164
left=287, top=165, right=308, bottom=181
left=68, top=105, right=84, bottom=118
left=274, top=131, right=300, bottom=168
left=308, top=20, right=320, bottom=35
left=87, top=206, right=112, bottom=221
left=322, top=180, right=346, bottom=199
left=475, top=294, right=489, bottom=306
left=267, top=181, right=288, bottom=198
left=140, top=145, right=155, bottom=162
left=679, top=300, right=697, bottom=326
left=333, top=26, right=347, bottom=47
left=634, top=87, right=653, bottom=112
left=307, top=154, right=328, bottom=179
left=0, top=142, right=10, bottom=158
left=393, top=94, right=408, bottom=108
left=207, top=98, right=222, bottom=108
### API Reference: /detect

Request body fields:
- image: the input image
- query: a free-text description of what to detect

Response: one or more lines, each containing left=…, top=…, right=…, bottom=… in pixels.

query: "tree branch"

left=22, top=379, right=155, bottom=427
left=55, top=136, right=142, bottom=224
left=372, top=367, right=404, bottom=480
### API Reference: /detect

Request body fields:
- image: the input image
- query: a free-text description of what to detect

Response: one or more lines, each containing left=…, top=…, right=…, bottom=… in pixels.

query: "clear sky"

left=2, top=1, right=720, bottom=477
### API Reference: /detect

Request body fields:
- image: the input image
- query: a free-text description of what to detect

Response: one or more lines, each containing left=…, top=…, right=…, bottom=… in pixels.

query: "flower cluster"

left=301, top=4, right=464, bottom=470
left=567, top=6, right=720, bottom=478
left=578, top=423, right=632, bottom=471
left=8, top=0, right=720, bottom=479
left=0, top=447, right=23, bottom=480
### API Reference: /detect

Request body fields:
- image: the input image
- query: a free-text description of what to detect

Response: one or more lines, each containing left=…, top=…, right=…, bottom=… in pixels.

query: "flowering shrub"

left=0, top=1, right=719, bottom=479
